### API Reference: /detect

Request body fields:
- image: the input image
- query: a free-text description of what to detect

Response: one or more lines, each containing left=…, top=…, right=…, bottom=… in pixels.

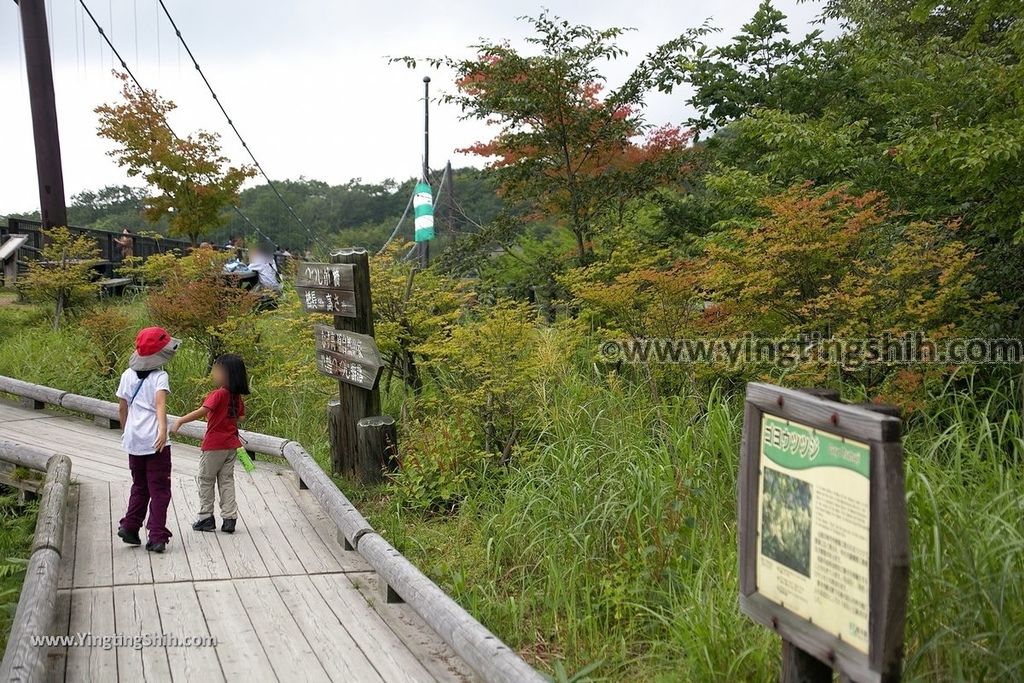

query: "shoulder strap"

left=128, top=374, right=148, bottom=407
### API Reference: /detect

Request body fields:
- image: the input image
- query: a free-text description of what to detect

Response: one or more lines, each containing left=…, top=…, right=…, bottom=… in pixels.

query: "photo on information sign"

left=760, top=467, right=812, bottom=578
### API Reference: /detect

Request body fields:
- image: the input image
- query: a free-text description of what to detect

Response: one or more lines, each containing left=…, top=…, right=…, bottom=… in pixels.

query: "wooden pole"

left=328, top=249, right=380, bottom=477
left=781, top=641, right=833, bottom=683
left=18, top=0, right=68, bottom=229
left=356, top=416, right=398, bottom=483
left=418, top=76, right=430, bottom=268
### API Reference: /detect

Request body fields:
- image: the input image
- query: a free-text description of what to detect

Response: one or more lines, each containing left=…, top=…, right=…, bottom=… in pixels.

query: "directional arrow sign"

left=313, top=324, right=383, bottom=390
left=297, top=287, right=357, bottom=317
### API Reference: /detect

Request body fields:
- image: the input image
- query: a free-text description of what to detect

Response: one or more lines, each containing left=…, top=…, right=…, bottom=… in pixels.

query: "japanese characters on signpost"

left=314, top=324, right=383, bottom=392
left=296, top=255, right=393, bottom=480
left=296, top=262, right=357, bottom=317
left=737, top=383, right=909, bottom=683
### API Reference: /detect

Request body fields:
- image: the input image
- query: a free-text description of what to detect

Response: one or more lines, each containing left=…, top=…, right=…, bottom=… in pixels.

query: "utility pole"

left=17, top=0, right=68, bottom=228
left=418, top=76, right=430, bottom=268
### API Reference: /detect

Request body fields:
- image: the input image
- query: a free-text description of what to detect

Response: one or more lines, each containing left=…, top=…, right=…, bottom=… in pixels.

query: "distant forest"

left=5, top=166, right=505, bottom=252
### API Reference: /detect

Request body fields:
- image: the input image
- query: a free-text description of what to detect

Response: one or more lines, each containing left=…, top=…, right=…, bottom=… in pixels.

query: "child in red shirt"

left=172, top=354, right=250, bottom=533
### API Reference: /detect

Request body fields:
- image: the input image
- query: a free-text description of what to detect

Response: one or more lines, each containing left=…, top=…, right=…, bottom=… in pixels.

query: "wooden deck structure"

left=0, top=399, right=478, bottom=683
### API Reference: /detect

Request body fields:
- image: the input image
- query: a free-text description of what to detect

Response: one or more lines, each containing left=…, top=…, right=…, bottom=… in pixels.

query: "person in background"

left=248, top=247, right=283, bottom=294
left=116, top=327, right=180, bottom=554
left=114, top=229, right=134, bottom=261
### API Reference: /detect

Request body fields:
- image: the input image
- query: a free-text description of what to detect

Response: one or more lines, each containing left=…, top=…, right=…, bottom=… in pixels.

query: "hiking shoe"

left=145, top=541, right=166, bottom=553
left=192, top=517, right=216, bottom=532
left=221, top=518, right=236, bottom=534
left=117, top=526, right=142, bottom=546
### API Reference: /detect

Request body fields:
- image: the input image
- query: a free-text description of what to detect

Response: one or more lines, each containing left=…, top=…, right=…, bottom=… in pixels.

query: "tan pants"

left=196, top=449, right=238, bottom=519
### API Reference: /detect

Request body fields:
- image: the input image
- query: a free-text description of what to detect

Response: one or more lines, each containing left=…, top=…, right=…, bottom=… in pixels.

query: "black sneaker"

left=221, top=518, right=236, bottom=534
left=145, top=541, right=166, bottom=553
left=192, top=517, right=216, bottom=532
left=117, top=526, right=142, bottom=545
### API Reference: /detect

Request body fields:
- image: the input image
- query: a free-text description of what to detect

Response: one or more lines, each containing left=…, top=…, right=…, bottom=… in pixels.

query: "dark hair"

left=213, top=354, right=249, bottom=417
left=135, top=369, right=153, bottom=380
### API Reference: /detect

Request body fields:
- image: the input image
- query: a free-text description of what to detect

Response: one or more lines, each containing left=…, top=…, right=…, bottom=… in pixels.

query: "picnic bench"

left=97, top=277, right=133, bottom=298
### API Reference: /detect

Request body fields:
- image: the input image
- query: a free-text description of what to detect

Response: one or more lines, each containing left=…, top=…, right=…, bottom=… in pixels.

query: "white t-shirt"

left=116, top=369, right=171, bottom=456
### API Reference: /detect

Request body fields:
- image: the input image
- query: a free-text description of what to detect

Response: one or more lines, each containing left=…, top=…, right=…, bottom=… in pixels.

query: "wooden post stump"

left=355, top=416, right=398, bottom=484
left=93, top=415, right=119, bottom=429
left=18, top=397, right=44, bottom=411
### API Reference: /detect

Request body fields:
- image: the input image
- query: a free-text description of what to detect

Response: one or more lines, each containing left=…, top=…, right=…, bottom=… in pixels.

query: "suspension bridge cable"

left=155, top=0, right=328, bottom=251
left=376, top=191, right=414, bottom=256
left=76, top=0, right=277, bottom=247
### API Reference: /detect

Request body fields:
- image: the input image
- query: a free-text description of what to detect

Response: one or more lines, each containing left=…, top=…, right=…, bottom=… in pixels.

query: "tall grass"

left=0, top=489, right=39, bottom=650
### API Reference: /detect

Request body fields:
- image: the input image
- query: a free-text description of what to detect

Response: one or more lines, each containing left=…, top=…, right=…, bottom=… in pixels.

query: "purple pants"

left=120, top=446, right=173, bottom=544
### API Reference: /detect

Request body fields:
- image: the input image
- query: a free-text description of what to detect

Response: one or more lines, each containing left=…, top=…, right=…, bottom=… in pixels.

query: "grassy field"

left=1, top=295, right=1022, bottom=680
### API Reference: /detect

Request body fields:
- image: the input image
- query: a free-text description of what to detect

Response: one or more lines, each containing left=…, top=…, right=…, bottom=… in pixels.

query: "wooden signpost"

left=295, top=253, right=395, bottom=481
left=738, top=383, right=909, bottom=683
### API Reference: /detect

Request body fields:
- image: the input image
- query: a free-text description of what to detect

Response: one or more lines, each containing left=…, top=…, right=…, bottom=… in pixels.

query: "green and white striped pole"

left=413, top=181, right=435, bottom=243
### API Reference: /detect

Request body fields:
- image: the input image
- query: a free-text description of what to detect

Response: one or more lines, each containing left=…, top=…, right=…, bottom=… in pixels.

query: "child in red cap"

left=115, top=327, right=180, bottom=553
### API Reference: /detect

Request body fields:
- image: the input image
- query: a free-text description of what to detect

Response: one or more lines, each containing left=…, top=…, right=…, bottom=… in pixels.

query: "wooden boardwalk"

left=0, top=400, right=474, bottom=683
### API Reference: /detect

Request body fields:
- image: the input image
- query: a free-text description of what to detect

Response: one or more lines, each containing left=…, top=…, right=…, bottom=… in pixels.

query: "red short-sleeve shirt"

left=201, top=388, right=245, bottom=451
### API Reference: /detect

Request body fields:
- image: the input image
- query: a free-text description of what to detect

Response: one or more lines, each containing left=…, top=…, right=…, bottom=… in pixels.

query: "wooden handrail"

left=0, top=376, right=544, bottom=683
left=0, top=444, right=72, bottom=683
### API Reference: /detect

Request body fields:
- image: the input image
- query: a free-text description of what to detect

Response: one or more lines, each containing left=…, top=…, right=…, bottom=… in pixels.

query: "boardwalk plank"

left=250, top=472, right=342, bottom=575
left=309, top=574, right=438, bottom=683
left=232, top=473, right=305, bottom=576
left=65, top=587, right=117, bottom=682
left=235, top=577, right=330, bottom=683
left=43, top=588, right=71, bottom=683
left=57, top=485, right=79, bottom=590
left=168, top=477, right=231, bottom=581
left=349, top=573, right=475, bottom=683
left=153, top=582, right=224, bottom=682
left=272, top=574, right=384, bottom=682
left=113, top=584, right=172, bottom=681
left=194, top=580, right=276, bottom=683
left=277, top=472, right=372, bottom=573
left=149, top=486, right=194, bottom=584
left=72, top=482, right=113, bottom=588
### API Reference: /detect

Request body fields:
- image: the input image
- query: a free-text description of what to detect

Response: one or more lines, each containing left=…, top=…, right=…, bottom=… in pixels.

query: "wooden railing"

left=2, top=218, right=193, bottom=279
left=0, top=439, right=72, bottom=682
left=0, top=376, right=544, bottom=683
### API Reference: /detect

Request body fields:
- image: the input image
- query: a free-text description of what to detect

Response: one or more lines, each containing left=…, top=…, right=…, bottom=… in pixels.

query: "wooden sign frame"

left=738, top=383, right=909, bottom=683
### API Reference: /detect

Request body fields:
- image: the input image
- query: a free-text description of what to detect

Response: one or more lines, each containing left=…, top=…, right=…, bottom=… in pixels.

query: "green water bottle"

left=236, top=447, right=256, bottom=473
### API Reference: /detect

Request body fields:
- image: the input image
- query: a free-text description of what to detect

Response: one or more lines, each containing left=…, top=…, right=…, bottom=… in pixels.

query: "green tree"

left=691, top=0, right=1024, bottom=331
left=686, top=0, right=826, bottom=135
left=95, top=73, right=255, bottom=243
left=395, top=12, right=704, bottom=265
left=18, top=227, right=101, bottom=328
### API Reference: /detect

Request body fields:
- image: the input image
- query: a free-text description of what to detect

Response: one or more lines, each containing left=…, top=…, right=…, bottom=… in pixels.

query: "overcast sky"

left=0, top=0, right=827, bottom=214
